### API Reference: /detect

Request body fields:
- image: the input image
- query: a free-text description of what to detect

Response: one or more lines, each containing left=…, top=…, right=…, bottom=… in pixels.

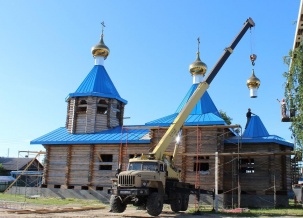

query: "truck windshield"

left=128, top=162, right=158, bottom=171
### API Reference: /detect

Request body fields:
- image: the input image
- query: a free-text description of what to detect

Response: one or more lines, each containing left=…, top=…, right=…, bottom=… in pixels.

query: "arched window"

left=77, top=100, right=87, bottom=113
left=97, top=99, right=108, bottom=114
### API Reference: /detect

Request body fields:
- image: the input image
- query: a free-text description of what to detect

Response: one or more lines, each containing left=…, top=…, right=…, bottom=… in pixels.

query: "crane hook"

left=250, top=54, right=257, bottom=66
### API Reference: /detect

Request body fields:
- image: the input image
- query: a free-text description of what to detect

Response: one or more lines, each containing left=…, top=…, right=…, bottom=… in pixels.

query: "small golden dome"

left=91, top=34, right=110, bottom=59
left=189, top=38, right=207, bottom=76
left=189, top=52, right=207, bottom=76
left=246, top=69, right=261, bottom=88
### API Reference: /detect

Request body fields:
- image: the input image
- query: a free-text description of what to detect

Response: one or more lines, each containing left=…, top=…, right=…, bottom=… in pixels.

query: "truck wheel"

left=170, top=193, right=182, bottom=212
left=181, top=194, right=189, bottom=211
left=146, top=192, right=163, bottom=216
left=110, top=195, right=127, bottom=213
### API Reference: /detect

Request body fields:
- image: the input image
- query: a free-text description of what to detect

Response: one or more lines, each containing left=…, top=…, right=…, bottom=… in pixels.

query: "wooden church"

left=31, top=29, right=294, bottom=208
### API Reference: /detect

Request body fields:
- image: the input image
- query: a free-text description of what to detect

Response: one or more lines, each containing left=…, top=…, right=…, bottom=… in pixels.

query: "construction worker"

left=277, top=98, right=287, bottom=118
left=245, top=108, right=255, bottom=129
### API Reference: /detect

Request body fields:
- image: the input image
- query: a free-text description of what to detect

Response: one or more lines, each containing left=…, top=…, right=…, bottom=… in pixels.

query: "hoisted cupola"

left=246, top=69, right=260, bottom=98
left=65, top=23, right=127, bottom=134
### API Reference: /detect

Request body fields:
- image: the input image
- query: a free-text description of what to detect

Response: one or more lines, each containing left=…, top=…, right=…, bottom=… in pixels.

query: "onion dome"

left=246, top=69, right=260, bottom=89
left=189, top=52, right=207, bottom=76
left=247, top=69, right=261, bottom=98
left=91, top=33, right=110, bottom=59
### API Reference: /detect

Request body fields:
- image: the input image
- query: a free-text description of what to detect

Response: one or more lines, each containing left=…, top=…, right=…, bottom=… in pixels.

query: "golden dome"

left=91, top=34, right=110, bottom=59
left=246, top=69, right=261, bottom=88
left=189, top=38, right=207, bottom=76
left=189, top=52, right=207, bottom=76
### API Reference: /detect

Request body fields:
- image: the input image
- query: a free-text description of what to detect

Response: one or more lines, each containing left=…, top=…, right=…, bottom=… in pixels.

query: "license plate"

left=120, top=190, right=131, bottom=194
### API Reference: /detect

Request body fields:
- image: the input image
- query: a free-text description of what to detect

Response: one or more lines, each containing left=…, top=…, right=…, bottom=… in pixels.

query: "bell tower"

left=65, top=23, right=127, bottom=134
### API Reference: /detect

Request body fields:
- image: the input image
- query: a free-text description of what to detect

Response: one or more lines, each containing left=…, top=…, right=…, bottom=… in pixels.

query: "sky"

left=0, top=0, right=301, bottom=158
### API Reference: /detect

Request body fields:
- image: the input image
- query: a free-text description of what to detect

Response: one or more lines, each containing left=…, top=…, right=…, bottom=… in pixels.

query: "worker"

left=245, top=108, right=255, bottom=129
left=277, top=98, right=287, bottom=118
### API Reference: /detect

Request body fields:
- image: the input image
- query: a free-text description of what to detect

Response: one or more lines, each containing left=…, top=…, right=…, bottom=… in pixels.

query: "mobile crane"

left=108, top=18, right=255, bottom=216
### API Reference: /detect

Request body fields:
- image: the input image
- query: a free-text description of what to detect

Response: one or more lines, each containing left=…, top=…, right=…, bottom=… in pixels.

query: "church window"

left=193, top=156, right=210, bottom=175
left=115, top=103, right=121, bottom=119
left=98, top=154, right=113, bottom=170
left=77, top=100, right=87, bottom=113
left=97, top=99, right=108, bottom=114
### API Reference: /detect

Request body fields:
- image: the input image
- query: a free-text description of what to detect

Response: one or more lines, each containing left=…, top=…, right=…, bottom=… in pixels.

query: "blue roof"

left=0, top=176, right=15, bottom=182
left=146, top=84, right=225, bottom=126
left=30, top=126, right=150, bottom=145
left=176, top=84, right=221, bottom=117
left=225, top=115, right=293, bottom=148
left=243, top=115, right=269, bottom=138
left=67, top=65, right=127, bottom=104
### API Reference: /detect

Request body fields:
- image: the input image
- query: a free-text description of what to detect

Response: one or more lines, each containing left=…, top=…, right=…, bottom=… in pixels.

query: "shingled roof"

left=0, top=158, right=43, bottom=171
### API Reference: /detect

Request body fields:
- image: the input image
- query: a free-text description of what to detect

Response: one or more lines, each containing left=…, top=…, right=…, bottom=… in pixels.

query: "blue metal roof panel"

left=67, top=65, right=127, bottom=104
left=225, top=135, right=294, bottom=148
left=243, top=116, right=269, bottom=138
left=175, top=84, right=221, bottom=117
left=146, top=84, right=224, bottom=126
left=225, top=115, right=293, bottom=148
left=30, top=127, right=150, bottom=145
left=146, top=113, right=225, bottom=127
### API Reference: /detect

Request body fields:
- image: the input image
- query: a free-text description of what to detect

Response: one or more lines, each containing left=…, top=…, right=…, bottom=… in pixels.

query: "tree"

left=283, top=42, right=303, bottom=150
left=219, top=110, right=232, bottom=125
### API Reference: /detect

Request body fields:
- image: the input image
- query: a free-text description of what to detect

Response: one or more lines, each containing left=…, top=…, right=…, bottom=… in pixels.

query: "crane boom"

left=109, top=18, right=256, bottom=217
left=151, top=18, right=255, bottom=160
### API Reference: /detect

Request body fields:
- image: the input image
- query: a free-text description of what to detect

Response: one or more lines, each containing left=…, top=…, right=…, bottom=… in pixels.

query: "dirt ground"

left=1, top=203, right=300, bottom=218
left=0, top=203, right=228, bottom=218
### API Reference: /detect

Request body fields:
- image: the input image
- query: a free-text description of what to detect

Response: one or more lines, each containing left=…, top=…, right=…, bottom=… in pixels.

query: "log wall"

left=150, top=127, right=225, bottom=191
left=223, top=143, right=293, bottom=194
left=43, top=143, right=150, bottom=188
left=65, top=97, right=124, bottom=134
left=43, top=125, right=292, bottom=203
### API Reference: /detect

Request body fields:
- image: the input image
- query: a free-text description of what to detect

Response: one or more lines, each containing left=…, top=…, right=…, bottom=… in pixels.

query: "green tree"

left=219, top=110, right=232, bottom=125
left=283, top=42, right=303, bottom=150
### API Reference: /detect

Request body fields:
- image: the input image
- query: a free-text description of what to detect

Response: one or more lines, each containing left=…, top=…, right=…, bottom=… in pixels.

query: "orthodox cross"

left=101, top=21, right=106, bottom=36
left=197, top=37, right=200, bottom=53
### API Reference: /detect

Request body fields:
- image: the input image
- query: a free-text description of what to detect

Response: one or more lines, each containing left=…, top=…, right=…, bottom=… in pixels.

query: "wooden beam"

left=182, top=151, right=294, bottom=157
left=18, top=151, right=46, bottom=154
left=122, top=124, right=241, bottom=130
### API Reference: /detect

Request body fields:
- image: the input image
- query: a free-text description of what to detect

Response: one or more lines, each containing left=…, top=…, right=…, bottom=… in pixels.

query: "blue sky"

left=0, top=0, right=300, bottom=157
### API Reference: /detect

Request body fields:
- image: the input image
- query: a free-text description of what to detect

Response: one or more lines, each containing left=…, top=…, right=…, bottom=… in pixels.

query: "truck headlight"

left=113, top=181, right=118, bottom=187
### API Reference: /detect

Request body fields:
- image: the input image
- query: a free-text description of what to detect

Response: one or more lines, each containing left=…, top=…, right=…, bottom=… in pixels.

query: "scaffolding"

left=4, top=150, right=45, bottom=197
left=145, top=124, right=294, bottom=209
left=52, top=123, right=294, bottom=210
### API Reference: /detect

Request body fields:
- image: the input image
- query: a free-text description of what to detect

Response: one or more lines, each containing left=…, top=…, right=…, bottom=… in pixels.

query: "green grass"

left=2, top=193, right=303, bottom=216
left=0, top=193, right=104, bottom=207
left=187, top=201, right=303, bottom=217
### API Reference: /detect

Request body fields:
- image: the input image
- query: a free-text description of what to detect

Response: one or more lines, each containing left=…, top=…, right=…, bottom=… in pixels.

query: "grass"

left=0, top=193, right=104, bottom=207
left=2, top=193, right=303, bottom=216
left=187, top=200, right=303, bottom=217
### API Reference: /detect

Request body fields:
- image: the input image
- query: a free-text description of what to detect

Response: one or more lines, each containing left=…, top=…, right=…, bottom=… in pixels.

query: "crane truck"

left=108, top=18, right=255, bottom=216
